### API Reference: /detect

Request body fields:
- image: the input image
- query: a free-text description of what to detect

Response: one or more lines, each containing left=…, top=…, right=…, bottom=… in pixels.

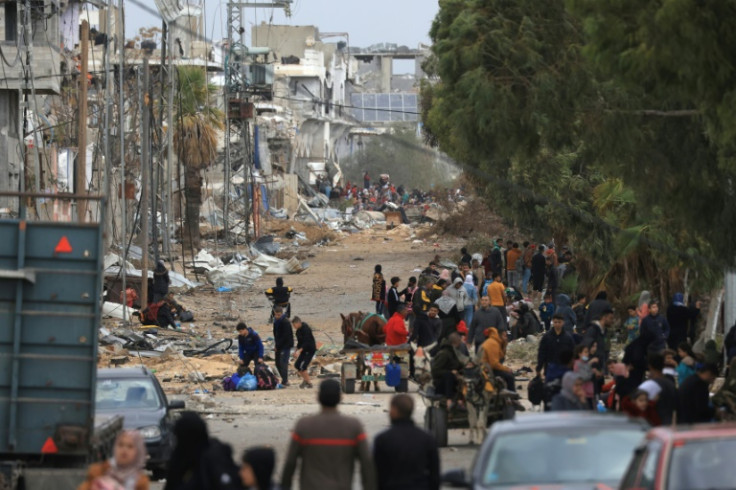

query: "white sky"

left=124, top=0, right=439, bottom=49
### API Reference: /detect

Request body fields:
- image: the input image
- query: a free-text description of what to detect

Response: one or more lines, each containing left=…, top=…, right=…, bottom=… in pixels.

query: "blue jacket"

left=238, top=328, right=264, bottom=359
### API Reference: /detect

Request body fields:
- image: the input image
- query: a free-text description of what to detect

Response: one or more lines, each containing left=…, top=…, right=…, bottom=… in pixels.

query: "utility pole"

left=103, top=1, right=115, bottom=248
left=119, top=0, right=128, bottom=323
left=140, top=58, right=151, bottom=307
left=77, top=20, right=90, bottom=223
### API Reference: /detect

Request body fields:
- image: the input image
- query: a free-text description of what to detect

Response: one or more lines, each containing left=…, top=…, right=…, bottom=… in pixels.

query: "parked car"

left=443, top=413, right=649, bottom=489
left=620, top=423, right=736, bottom=490
left=95, top=367, right=185, bottom=479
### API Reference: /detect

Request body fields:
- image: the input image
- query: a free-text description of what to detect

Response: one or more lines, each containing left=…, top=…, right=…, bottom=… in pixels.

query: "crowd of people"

left=78, top=384, right=439, bottom=490
left=370, top=239, right=736, bottom=425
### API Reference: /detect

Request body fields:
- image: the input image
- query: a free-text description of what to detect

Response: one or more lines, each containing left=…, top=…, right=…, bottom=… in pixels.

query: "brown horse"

left=340, top=311, right=386, bottom=346
left=340, top=312, right=387, bottom=392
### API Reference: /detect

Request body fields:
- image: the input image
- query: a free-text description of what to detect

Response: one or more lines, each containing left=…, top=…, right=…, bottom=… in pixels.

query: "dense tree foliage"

left=422, top=0, right=731, bottom=301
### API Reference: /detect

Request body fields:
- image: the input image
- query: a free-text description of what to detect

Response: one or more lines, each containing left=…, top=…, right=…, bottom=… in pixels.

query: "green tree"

left=174, top=66, right=224, bottom=249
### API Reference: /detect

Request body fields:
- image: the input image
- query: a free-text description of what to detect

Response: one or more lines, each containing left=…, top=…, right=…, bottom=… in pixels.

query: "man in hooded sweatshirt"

left=477, top=327, right=515, bottom=392
left=467, top=296, right=504, bottom=353
left=555, top=294, right=577, bottom=334
left=153, top=260, right=170, bottom=302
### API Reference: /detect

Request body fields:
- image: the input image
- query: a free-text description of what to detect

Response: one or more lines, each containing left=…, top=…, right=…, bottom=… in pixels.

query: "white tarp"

left=193, top=250, right=224, bottom=271
left=102, top=301, right=136, bottom=320
left=205, top=263, right=263, bottom=288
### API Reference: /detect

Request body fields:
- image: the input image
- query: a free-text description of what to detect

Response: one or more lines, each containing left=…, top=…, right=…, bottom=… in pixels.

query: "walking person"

left=536, top=313, right=575, bottom=383
left=640, top=300, right=670, bottom=355
left=281, top=380, right=376, bottom=490
left=266, top=277, right=293, bottom=320
left=372, top=265, right=387, bottom=316
left=463, top=274, right=478, bottom=327
left=292, top=316, right=315, bottom=389
left=486, top=272, right=508, bottom=331
left=666, top=293, right=700, bottom=349
left=506, top=242, right=522, bottom=289
left=373, top=394, right=440, bottom=490
left=273, top=306, right=294, bottom=387
left=530, top=245, right=547, bottom=306
left=386, top=276, right=402, bottom=317
left=521, top=242, right=534, bottom=294
left=550, top=372, right=588, bottom=411
left=467, top=296, right=504, bottom=353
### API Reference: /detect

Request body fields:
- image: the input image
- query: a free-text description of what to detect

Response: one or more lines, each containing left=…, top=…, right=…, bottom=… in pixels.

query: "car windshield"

left=481, top=427, right=644, bottom=486
left=668, top=437, right=736, bottom=490
left=96, top=377, right=162, bottom=410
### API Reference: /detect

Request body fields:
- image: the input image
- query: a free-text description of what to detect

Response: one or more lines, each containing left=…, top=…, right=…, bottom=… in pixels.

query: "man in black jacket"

left=584, top=307, right=614, bottom=371
left=467, top=296, right=505, bottom=353
left=293, top=316, right=316, bottom=389
left=536, top=313, right=575, bottom=382
left=373, top=394, right=440, bottom=490
left=678, top=363, right=717, bottom=425
left=273, top=306, right=294, bottom=387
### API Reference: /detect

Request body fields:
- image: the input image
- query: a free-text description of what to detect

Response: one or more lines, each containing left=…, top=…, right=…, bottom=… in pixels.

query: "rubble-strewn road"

left=126, top=225, right=480, bottom=488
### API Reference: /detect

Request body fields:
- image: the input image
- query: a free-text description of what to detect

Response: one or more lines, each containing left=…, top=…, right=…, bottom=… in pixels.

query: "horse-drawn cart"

left=419, top=367, right=519, bottom=447
left=340, top=344, right=411, bottom=394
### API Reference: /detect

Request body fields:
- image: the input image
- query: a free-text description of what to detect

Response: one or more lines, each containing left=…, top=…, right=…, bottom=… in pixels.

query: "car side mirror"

left=442, top=468, right=471, bottom=488
left=168, top=400, right=185, bottom=410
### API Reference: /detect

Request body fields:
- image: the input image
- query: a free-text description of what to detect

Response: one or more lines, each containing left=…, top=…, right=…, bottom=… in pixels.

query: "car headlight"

left=139, top=425, right=161, bottom=440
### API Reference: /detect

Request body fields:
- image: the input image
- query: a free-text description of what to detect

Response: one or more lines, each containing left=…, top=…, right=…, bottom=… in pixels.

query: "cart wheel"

left=396, top=378, right=409, bottom=393
left=343, top=379, right=355, bottom=394
left=425, top=406, right=448, bottom=447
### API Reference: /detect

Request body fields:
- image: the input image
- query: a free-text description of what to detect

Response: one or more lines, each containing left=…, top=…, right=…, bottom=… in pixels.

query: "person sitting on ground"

left=373, top=395, right=440, bottom=490
left=477, top=327, right=515, bottom=392
left=431, top=333, right=467, bottom=408
left=550, top=372, right=587, bottom=411
left=78, top=430, right=149, bottom=490
left=713, top=358, right=736, bottom=420
left=292, top=316, right=316, bottom=389
left=266, top=277, right=293, bottom=319
left=156, top=300, right=177, bottom=329
left=237, top=322, right=264, bottom=370
left=281, top=379, right=376, bottom=490
left=240, top=446, right=278, bottom=490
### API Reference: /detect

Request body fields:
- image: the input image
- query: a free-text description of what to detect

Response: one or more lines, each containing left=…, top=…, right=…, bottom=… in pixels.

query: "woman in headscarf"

left=463, top=274, right=478, bottom=327
left=550, top=372, right=588, bottom=411
left=153, top=259, right=170, bottom=302
left=435, top=289, right=461, bottom=342
left=78, top=430, right=149, bottom=490
left=165, top=411, right=240, bottom=490
left=240, top=446, right=278, bottom=490
left=713, top=358, right=736, bottom=421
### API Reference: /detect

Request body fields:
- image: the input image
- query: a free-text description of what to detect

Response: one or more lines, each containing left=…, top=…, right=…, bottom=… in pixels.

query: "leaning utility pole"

left=77, top=20, right=90, bottom=222
left=119, top=0, right=128, bottom=322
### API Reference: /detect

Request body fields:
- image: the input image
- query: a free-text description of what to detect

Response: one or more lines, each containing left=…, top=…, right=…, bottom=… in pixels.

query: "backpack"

left=254, top=364, right=278, bottom=390
left=527, top=376, right=544, bottom=405
left=222, top=376, right=237, bottom=392
left=179, top=310, right=194, bottom=322
left=236, top=373, right=257, bottom=391
left=385, top=361, right=401, bottom=387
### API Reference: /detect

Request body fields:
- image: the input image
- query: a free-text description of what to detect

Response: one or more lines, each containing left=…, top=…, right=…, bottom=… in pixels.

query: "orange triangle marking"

left=54, top=236, right=73, bottom=254
left=41, top=437, right=58, bottom=454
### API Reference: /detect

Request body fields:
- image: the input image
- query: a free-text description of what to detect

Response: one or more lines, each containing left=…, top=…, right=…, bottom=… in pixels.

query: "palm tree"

left=174, top=66, right=224, bottom=249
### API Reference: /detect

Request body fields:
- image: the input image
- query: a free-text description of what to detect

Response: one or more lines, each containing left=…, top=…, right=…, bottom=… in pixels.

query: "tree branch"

left=609, top=109, right=700, bottom=117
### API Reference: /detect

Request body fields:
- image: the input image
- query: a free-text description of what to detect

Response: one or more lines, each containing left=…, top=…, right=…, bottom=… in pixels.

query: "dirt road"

left=145, top=225, right=483, bottom=488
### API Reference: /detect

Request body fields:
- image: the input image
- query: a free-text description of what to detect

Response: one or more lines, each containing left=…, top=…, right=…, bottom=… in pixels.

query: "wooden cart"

left=340, top=345, right=411, bottom=394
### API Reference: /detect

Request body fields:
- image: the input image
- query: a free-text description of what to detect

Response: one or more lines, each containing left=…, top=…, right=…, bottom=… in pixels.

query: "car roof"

left=98, top=367, right=154, bottom=378
left=492, top=413, right=650, bottom=434
left=649, top=423, right=736, bottom=441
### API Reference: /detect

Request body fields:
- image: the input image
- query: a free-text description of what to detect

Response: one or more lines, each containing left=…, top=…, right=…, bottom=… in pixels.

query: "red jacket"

left=384, top=313, right=408, bottom=346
